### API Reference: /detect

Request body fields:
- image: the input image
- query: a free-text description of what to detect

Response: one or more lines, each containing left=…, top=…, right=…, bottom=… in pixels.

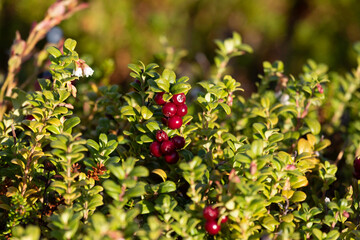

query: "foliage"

left=1, top=2, right=360, bottom=240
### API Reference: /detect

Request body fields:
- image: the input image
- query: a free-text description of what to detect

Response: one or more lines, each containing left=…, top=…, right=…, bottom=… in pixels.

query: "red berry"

left=176, top=104, right=188, bottom=117
left=204, top=221, right=221, bottom=235
left=154, top=92, right=167, bottom=105
left=150, top=141, right=162, bottom=157
left=161, top=140, right=175, bottom=154
left=168, top=116, right=183, bottom=130
left=220, top=215, right=228, bottom=224
left=171, top=135, right=185, bottom=149
left=156, top=130, right=168, bottom=142
left=25, top=115, right=35, bottom=121
left=161, top=117, right=168, bottom=126
left=354, top=156, right=360, bottom=179
left=162, top=102, right=177, bottom=117
left=203, top=206, right=219, bottom=221
left=164, top=151, right=179, bottom=164
left=172, top=93, right=186, bottom=105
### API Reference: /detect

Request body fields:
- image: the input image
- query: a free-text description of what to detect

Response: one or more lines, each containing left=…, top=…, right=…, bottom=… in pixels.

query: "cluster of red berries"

left=203, top=206, right=228, bottom=235
left=150, top=130, right=185, bottom=164
left=154, top=92, right=188, bottom=130
left=353, top=156, right=360, bottom=179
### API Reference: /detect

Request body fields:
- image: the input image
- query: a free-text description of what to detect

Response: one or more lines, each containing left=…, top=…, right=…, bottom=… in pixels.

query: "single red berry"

left=172, top=93, right=186, bottom=105
left=161, top=117, right=168, bottom=126
left=203, top=206, right=219, bottom=221
left=171, top=135, right=185, bottom=149
left=220, top=215, right=228, bottom=224
left=168, top=116, right=183, bottom=130
left=156, top=130, right=168, bottom=142
left=161, top=140, right=175, bottom=154
left=162, top=102, right=177, bottom=117
left=176, top=104, right=188, bottom=117
left=164, top=151, right=179, bottom=164
left=25, top=115, right=35, bottom=121
left=150, top=141, right=162, bottom=157
left=354, top=156, right=360, bottom=175
left=205, top=221, right=221, bottom=235
left=154, top=92, right=167, bottom=105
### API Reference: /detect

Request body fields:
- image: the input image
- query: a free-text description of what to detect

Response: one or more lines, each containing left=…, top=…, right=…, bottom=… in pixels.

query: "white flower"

left=83, top=65, right=94, bottom=77
left=73, top=67, right=83, bottom=77
left=280, top=93, right=290, bottom=105
left=72, top=59, right=94, bottom=78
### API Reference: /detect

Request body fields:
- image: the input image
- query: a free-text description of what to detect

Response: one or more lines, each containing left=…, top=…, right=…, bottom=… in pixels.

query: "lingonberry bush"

left=2, top=2, right=360, bottom=240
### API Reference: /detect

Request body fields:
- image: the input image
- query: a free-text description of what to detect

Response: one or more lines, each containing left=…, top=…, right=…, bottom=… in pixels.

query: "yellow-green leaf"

left=152, top=169, right=167, bottom=182
left=291, top=191, right=307, bottom=203
left=297, top=138, right=312, bottom=154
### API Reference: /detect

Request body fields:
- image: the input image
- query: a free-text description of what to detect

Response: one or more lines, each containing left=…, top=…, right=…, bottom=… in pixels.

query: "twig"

left=0, top=0, right=88, bottom=121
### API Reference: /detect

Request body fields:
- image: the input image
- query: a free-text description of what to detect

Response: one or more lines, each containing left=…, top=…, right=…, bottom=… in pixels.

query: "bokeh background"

left=1, top=0, right=360, bottom=95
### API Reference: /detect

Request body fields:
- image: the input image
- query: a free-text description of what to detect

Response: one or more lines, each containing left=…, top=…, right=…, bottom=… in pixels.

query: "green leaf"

left=47, top=46, right=62, bottom=58
left=326, top=230, right=340, bottom=240
left=120, top=106, right=136, bottom=116
left=99, top=133, right=108, bottom=145
left=312, top=228, right=323, bottom=240
left=140, top=134, right=153, bottom=143
left=269, top=196, right=285, bottom=203
left=108, top=165, right=125, bottom=180
left=87, top=194, right=103, bottom=210
left=291, top=191, right=307, bottom=203
left=130, top=166, right=149, bottom=177
left=53, top=106, right=69, bottom=115
left=158, top=181, right=176, bottom=193
left=253, top=123, right=267, bottom=139
left=141, top=106, right=153, bottom=120
left=305, top=118, right=321, bottom=135
left=315, top=139, right=331, bottom=151
left=251, top=139, right=264, bottom=156
left=146, top=121, right=160, bottom=132
left=58, top=89, right=71, bottom=102
left=268, top=133, right=283, bottom=143
left=64, top=38, right=77, bottom=52
left=64, top=117, right=80, bottom=133
left=162, top=69, right=176, bottom=84
left=87, top=139, right=100, bottom=151
left=103, top=180, right=122, bottom=198
left=46, top=125, right=60, bottom=134
left=51, top=140, right=67, bottom=152
left=47, top=118, right=61, bottom=126
left=170, top=82, right=191, bottom=95
left=125, top=182, right=146, bottom=198
left=138, top=200, right=155, bottom=214
left=219, top=103, right=231, bottom=115
left=52, top=181, right=67, bottom=190
left=128, top=63, right=142, bottom=74
left=43, top=90, right=54, bottom=100
left=261, top=215, right=279, bottom=231
left=155, top=78, right=170, bottom=93
left=290, top=176, right=308, bottom=189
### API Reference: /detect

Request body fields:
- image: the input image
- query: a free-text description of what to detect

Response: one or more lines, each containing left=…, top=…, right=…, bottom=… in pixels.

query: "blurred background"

left=1, top=0, right=360, bottom=95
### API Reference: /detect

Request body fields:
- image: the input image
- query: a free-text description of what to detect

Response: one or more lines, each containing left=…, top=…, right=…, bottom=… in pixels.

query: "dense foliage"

left=1, top=1, right=360, bottom=239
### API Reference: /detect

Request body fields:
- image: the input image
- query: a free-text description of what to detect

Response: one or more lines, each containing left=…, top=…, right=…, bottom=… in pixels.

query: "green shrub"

left=1, top=1, right=360, bottom=240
